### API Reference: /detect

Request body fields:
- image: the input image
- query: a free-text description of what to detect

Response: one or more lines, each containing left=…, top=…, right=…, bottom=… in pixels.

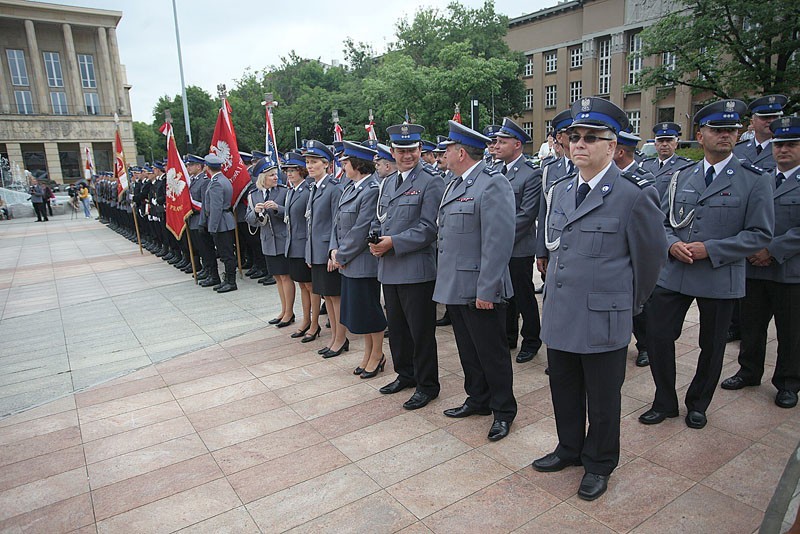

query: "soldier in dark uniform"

left=483, top=125, right=502, bottom=168
left=641, top=122, right=693, bottom=199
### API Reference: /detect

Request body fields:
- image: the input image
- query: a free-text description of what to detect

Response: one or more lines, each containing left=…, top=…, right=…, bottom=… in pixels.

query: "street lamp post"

left=294, top=126, right=300, bottom=150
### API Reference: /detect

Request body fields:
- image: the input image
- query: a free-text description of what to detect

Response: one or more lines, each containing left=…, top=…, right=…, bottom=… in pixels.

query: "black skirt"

left=340, top=275, right=387, bottom=334
left=311, top=263, right=341, bottom=296
left=266, top=254, right=291, bottom=276
left=288, top=257, right=312, bottom=283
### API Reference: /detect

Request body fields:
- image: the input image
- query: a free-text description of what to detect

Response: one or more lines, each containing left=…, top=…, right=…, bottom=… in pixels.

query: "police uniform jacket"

left=154, top=176, right=166, bottom=216
left=641, top=154, right=692, bottom=199
left=541, top=165, right=667, bottom=353
left=620, top=162, right=656, bottom=187
left=433, top=161, right=515, bottom=305
left=246, top=186, right=288, bottom=257
left=330, top=174, right=380, bottom=279
left=659, top=157, right=774, bottom=299
left=747, top=168, right=800, bottom=283
left=536, top=156, right=575, bottom=258
left=204, top=171, right=236, bottom=233
left=504, top=156, right=542, bottom=257
left=305, top=174, right=343, bottom=265
left=187, top=173, right=209, bottom=231
left=284, top=178, right=312, bottom=259
left=372, top=161, right=445, bottom=285
left=734, top=139, right=776, bottom=172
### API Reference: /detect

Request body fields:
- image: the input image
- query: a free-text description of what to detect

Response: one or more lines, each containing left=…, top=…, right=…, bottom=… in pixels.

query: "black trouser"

left=32, top=202, right=47, bottom=220
left=633, top=300, right=649, bottom=352
left=383, top=281, right=439, bottom=397
left=736, top=279, right=800, bottom=393
left=198, top=229, right=218, bottom=276
left=212, top=230, right=236, bottom=274
left=45, top=200, right=53, bottom=216
left=506, top=256, right=542, bottom=353
left=448, top=303, right=516, bottom=422
left=647, top=286, right=735, bottom=414
left=547, top=346, right=627, bottom=476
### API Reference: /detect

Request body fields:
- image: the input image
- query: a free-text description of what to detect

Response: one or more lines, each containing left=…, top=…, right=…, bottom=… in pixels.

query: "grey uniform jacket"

left=246, top=186, right=288, bottom=257
left=330, top=175, right=380, bottom=279
left=372, top=161, right=445, bottom=285
left=284, top=179, right=312, bottom=259
left=504, top=157, right=543, bottom=257
left=746, top=169, right=800, bottom=284
left=641, top=154, right=694, bottom=199
left=540, top=166, right=667, bottom=353
left=305, top=175, right=343, bottom=265
left=204, top=172, right=236, bottom=233
left=658, top=158, right=774, bottom=299
left=188, top=173, right=210, bottom=230
left=734, top=139, right=776, bottom=172
left=536, top=156, right=575, bottom=258
left=433, top=162, right=515, bottom=305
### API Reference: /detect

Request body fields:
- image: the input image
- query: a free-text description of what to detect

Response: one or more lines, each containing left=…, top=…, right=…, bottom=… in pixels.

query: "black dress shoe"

left=726, top=328, right=741, bottom=343
left=532, top=452, right=581, bottom=473
left=635, top=350, right=650, bottom=367
left=300, top=327, right=321, bottom=343
left=720, top=375, right=758, bottom=390
left=638, top=408, right=679, bottom=425
left=290, top=325, right=311, bottom=339
left=775, top=390, right=798, bottom=408
left=276, top=315, right=296, bottom=328
left=516, top=350, right=536, bottom=364
left=487, top=420, right=511, bottom=441
left=443, top=403, right=492, bottom=418
left=403, top=391, right=436, bottom=410
left=379, top=378, right=415, bottom=395
left=435, top=314, right=451, bottom=327
left=322, top=338, right=350, bottom=358
left=578, top=473, right=609, bottom=501
left=268, top=317, right=282, bottom=325
left=685, top=410, right=707, bottom=429
left=360, top=356, right=386, bottom=379
left=261, top=276, right=277, bottom=286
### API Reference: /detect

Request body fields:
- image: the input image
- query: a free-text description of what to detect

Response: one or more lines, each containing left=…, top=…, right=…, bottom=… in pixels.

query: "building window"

left=628, top=34, right=642, bottom=86
left=524, top=88, right=533, bottom=110
left=524, top=56, right=533, bottom=77
left=570, top=47, right=583, bottom=69
left=78, top=54, right=97, bottom=88
left=50, top=92, right=68, bottom=115
left=626, top=111, right=641, bottom=135
left=544, top=120, right=553, bottom=134
left=7, top=49, right=29, bottom=86
left=523, top=122, right=533, bottom=140
left=569, top=81, right=582, bottom=103
left=84, top=92, right=100, bottom=115
left=43, top=52, right=64, bottom=88
left=545, top=85, right=557, bottom=108
left=15, top=90, right=34, bottom=114
left=545, top=51, right=557, bottom=73
left=598, top=39, right=611, bottom=95
left=657, top=107, right=675, bottom=123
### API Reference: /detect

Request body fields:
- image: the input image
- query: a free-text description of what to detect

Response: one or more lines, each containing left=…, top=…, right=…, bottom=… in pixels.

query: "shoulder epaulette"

left=675, top=161, right=696, bottom=173
left=634, top=167, right=654, bottom=178
left=276, top=183, right=288, bottom=188
left=483, top=167, right=501, bottom=176
left=621, top=169, right=651, bottom=188
left=368, top=180, right=379, bottom=188
left=542, top=158, right=560, bottom=168
left=330, top=177, right=341, bottom=185
left=740, top=161, right=764, bottom=175
left=524, top=159, right=538, bottom=170
left=676, top=155, right=693, bottom=162
left=547, top=174, right=572, bottom=193
left=642, top=156, right=657, bottom=162
left=735, top=139, right=750, bottom=146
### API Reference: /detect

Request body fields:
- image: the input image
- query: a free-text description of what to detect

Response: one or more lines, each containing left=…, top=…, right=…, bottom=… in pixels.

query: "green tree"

left=132, top=120, right=161, bottom=163
left=151, top=85, right=217, bottom=156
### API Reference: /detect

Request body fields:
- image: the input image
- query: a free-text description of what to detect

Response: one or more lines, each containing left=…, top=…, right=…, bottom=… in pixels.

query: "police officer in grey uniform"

left=721, top=116, right=800, bottom=409
left=733, top=94, right=788, bottom=173
left=641, top=99, right=774, bottom=430
left=493, top=117, right=543, bottom=363
left=532, top=98, right=666, bottom=501
left=435, top=120, right=517, bottom=442
left=641, top=122, right=693, bottom=199
left=185, top=154, right=210, bottom=278
left=203, top=153, right=238, bottom=293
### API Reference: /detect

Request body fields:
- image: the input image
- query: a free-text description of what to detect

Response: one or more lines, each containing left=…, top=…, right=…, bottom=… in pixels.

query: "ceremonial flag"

left=265, top=102, right=279, bottom=167
left=159, top=121, right=192, bottom=239
left=452, top=104, right=462, bottom=124
left=333, top=120, right=344, bottom=179
left=84, top=146, right=94, bottom=180
left=365, top=111, right=377, bottom=141
left=404, top=109, right=411, bottom=124
left=114, top=129, right=129, bottom=200
left=210, top=98, right=250, bottom=208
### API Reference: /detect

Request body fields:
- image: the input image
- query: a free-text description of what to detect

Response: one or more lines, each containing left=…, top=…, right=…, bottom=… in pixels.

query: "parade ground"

left=0, top=212, right=798, bottom=533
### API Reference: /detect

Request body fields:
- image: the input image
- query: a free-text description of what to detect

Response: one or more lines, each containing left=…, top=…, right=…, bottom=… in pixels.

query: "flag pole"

left=186, top=227, right=197, bottom=284
left=116, top=112, right=142, bottom=254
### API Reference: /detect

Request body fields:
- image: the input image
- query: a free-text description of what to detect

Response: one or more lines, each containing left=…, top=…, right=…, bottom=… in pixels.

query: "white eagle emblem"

left=166, top=167, right=186, bottom=201
left=581, top=98, right=592, bottom=112
left=725, top=101, right=735, bottom=111
left=211, top=140, right=233, bottom=170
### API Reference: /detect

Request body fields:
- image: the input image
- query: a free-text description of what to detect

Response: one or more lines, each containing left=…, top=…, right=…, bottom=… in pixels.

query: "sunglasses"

left=568, top=133, right=614, bottom=144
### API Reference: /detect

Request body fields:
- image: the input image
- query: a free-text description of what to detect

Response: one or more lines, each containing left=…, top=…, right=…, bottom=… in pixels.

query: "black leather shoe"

left=487, top=420, right=511, bottom=441
left=403, top=391, right=436, bottom=410
left=199, top=277, right=221, bottom=288
left=775, top=390, right=798, bottom=408
left=532, top=452, right=581, bottom=473
left=685, top=410, right=707, bottom=429
left=260, top=275, right=277, bottom=286
left=516, top=350, right=536, bottom=364
left=638, top=408, right=679, bottom=425
left=725, top=328, right=741, bottom=343
left=443, top=403, right=492, bottom=418
left=578, top=473, right=609, bottom=501
left=276, top=315, right=296, bottom=328
left=720, top=375, right=758, bottom=390
left=268, top=317, right=282, bottom=325
left=379, top=378, right=415, bottom=395
left=435, top=314, right=451, bottom=327
left=635, top=350, right=649, bottom=367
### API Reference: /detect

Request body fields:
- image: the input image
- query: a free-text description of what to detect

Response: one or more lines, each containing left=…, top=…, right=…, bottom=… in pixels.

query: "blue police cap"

left=332, top=141, right=344, bottom=156
left=204, top=153, right=224, bottom=167
left=694, top=99, right=746, bottom=128
left=184, top=154, right=205, bottom=165
left=251, top=158, right=278, bottom=177
left=552, top=109, right=574, bottom=133
left=340, top=140, right=377, bottom=162
left=386, top=124, right=425, bottom=147
left=252, top=150, right=268, bottom=160
left=421, top=140, right=437, bottom=153
left=153, top=161, right=165, bottom=171
left=496, top=117, right=531, bottom=144
left=281, top=152, right=306, bottom=168
left=375, top=143, right=395, bottom=162
left=653, top=122, right=681, bottom=139
left=433, top=135, right=448, bottom=153
left=361, top=139, right=379, bottom=150
left=569, top=97, right=629, bottom=134
left=617, top=131, right=641, bottom=147
left=749, top=94, right=787, bottom=117
left=441, top=120, right=492, bottom=150
left=239, top=151, right=253, bottom=163
left=483, top=125, right=502, bottom=139
left=303, top=140, right=334, bottom=161
left=770, top=116, right=800, bottom=143
left=143, top=165, right=153, bottom=172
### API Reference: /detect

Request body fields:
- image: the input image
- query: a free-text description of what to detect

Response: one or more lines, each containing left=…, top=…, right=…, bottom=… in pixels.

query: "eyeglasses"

left=568, top=133, right=614, bottom=144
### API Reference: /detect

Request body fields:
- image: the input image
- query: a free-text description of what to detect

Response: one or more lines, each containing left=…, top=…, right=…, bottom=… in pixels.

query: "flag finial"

left=164, top=109, right=173, bottom=124
left=216, top=84, right=227, bottom=100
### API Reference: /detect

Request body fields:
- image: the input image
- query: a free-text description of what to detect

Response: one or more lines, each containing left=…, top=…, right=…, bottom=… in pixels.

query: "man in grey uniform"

left=733, top=94, right=787, bottom=173
left=531, top=98, right=666, bottom=501
left=640, top=99, right=774, bottom=430
left=436, top=120, right=517, bottom=442
left=203, top=154, right=238, bottom=293
left=641, top=122, right=693, bottom=199
left=185, top=154, right=213, bottom=281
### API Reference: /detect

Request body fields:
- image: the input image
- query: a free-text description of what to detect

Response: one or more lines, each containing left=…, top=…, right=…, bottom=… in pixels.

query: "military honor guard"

left=734, top=95, right=788, bottom=173
left=641, top=100, right=774, bottom=430
left=374, top=144, right=397, bottom=180
left=185, top=154, right=213, bottom=280
left=202, top=153, right=238, bottom=293
left=721, top=116, right=800, bottom=409
left=435, top=120, right=517, bottom=442
left=641, top=122, right=693, bottom=199
left=532, top=98, right=666, bottom=500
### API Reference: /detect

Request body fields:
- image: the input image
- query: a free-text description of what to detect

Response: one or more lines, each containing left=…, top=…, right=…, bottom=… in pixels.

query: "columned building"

left=0, top=0, right=135, bottom=184
left=505, top=0, right=709, bottom=146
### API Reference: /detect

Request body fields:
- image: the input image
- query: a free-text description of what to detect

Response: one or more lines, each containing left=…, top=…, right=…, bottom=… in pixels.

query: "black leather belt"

left=223, top=208, right=232, bottom=212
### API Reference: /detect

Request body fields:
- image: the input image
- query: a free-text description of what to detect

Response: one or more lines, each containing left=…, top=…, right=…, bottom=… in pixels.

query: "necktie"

left=704, top=167, right=715, bottom=187
left=567, top=161, right=575, bottom=175
left=756, top=144, right=763, bottom=156
left=501, top=165, right=508, bottom=175
left=776, top=172, right=786, bottom=188
left=659, top=160, right=665, bottom=169
left=576, top=183, right=590, bottom=208
left=396, top=173, right=404, bottom=189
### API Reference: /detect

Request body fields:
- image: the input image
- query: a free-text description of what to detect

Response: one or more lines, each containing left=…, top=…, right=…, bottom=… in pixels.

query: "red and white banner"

left=84, top=146, right=95, bottom=180
left=210, top=99, right=250, bottom=208
left=114, top=129, right=129, bottom=200
left=159, top=122, right=192, bottom=239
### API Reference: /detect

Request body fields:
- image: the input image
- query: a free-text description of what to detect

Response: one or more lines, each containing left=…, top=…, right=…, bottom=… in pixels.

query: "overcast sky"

left=51, top=0, right=556, bottom=122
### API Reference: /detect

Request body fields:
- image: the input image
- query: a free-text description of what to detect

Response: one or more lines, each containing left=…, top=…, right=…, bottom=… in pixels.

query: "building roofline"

left=0, top=0, right=122, bottom=26
left=508, top=0, right=584, bottom=28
